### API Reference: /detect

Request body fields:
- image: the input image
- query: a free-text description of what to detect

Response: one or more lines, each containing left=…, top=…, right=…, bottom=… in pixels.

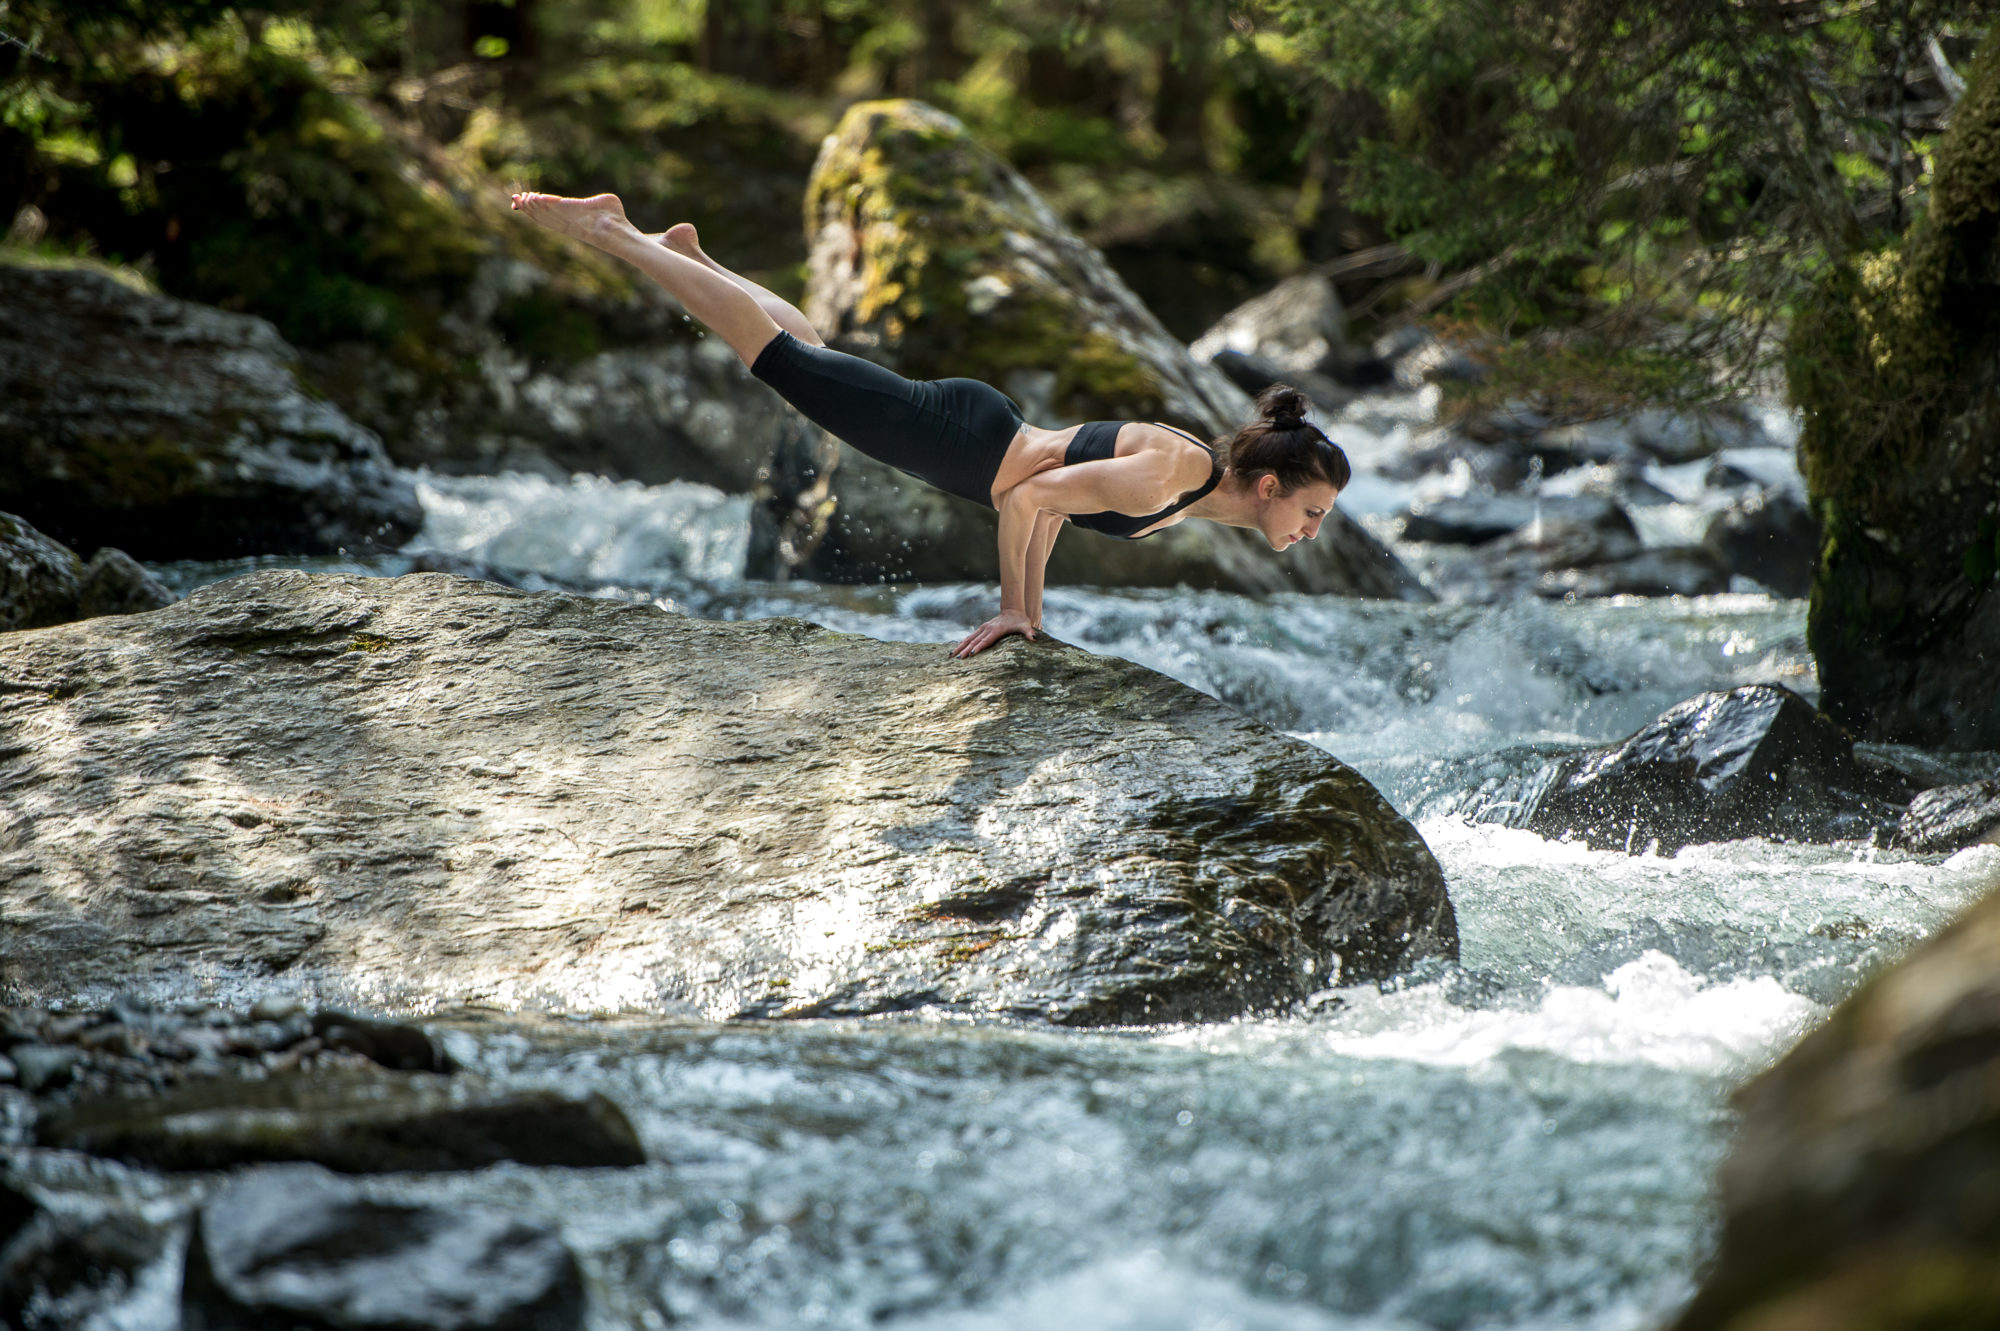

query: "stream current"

left=122, top=416, right=2000, bottom=1331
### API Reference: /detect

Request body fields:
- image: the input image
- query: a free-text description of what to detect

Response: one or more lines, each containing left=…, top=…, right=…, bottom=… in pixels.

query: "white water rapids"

left=136, top=400, right=2000, bottom=1331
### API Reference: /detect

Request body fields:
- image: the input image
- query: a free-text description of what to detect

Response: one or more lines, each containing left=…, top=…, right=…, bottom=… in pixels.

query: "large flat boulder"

left=1672, top=884, right=2000, bottom=1330
left=0, top=262, right=422, bottom=561
left=794, top=99, right=1423, bottom=598
left=0, top=571, right=1454, bottom=1023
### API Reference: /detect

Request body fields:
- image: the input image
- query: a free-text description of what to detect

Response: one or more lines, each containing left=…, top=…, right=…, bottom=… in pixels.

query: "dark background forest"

left=2, top=0, right=1991, bottom=411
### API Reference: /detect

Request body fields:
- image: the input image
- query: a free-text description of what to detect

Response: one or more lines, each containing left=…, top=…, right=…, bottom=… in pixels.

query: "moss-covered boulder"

left=1786, top=34, right=2000, bottom=749
left=1671, top=874, right=2000, bottom=1330
left=6, top=19, right=801, bottom=493
left=795, top=99, right=1423, bottom=596
left=0, top=262, right=422, bottom=560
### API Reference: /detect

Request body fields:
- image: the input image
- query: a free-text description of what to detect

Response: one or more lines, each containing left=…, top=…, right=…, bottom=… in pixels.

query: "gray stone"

left=0, top=511, right=80, bottom=632
left=0, top=570, right=1455, bottom=1023
left=41, top=1072, right=646, bottom=1173
left=1896, top=779, right=2000, bottom=853
left=183, top=1165, right=586, bottom=1331
left=76, top=547, right=174, bottom=618
left=1703, top=487, right=1821, bottom=598
left=0, top=1055, right=14, bottom=1085
left=7, top=1045, right=76, bottom=1094
left=0, top=1199, right=170, bottom=1331
left=0, top=261, right=422, bottom=560
left=1531, top=546, right=1730, bottom=600
left=1189, top=273, right=1348, bottom=380
left=1398, top=494, right=1634, bottom=547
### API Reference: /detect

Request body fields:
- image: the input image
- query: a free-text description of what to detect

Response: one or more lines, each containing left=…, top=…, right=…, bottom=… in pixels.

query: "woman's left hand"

left=952, top=610, right=1035, bottom=658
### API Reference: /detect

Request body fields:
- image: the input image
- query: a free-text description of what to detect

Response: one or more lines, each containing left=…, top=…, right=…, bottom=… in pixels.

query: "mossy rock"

left=803, top=99, right=1249, bottom=432
left=1785, top=33, right=2000, bottom=748
left=1671, top=881, right=2000, bottom=1330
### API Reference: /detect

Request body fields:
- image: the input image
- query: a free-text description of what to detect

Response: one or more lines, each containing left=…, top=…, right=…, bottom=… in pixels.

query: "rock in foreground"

left=0, top=571, right=1454, bottom=1023
left=0, top=262, right=422, bottom=560
left=184, top=1166, right=585, bottom=1331
left=1672, top=880, right=2000, bottom=1330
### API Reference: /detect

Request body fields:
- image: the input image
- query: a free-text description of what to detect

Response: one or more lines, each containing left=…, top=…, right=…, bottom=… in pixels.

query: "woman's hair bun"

left=1254, top=383, right=1312, bottom=427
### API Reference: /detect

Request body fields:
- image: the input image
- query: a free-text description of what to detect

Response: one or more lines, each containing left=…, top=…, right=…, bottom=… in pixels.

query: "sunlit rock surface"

left=1673, top=875, right=2000, bottom=1331
left=1898, top=779, right=2000, bottom=854
left=0, top=570, right=1455, bottom=1022
left=0, top=262, right=422, bottom=560
left=793, top=99, right=1424, bottom=599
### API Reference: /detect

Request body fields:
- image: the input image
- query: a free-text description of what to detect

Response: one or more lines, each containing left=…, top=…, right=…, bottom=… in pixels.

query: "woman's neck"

left=1185, top=473, right=1260, bottom=529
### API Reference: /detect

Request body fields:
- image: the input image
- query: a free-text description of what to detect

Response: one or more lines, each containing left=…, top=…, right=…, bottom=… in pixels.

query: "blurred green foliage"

left=1, top=0, right=1991, bottom=379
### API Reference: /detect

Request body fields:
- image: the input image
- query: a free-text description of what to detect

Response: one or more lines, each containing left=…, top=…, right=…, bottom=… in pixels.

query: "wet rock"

left=0, top=1055, right=15, bottom=1085
left=0, top=1174, right=32, bottom=1248
left=1896, top=779, right=2000, bottom=853
left=1508, top=685, right=1905, bottom=852
left=1398, top=494, right=1631, bottom=546
left=0, top=569, right=1455, bottom=1022
left=0, top=261, right=422, bottom=560
left=0, top=1198, right=171, bottom=1331
left=41, top=1072, right=645, bottom=1173
left=1, top=511, right=172, bottom=632
left=1701, top=487, right=1820, bottom=598
left=793, top=100, right=1423, bottom=599
left=1189, top=273, right=1348, bottom=382
left=0, top=513, right=82, bottom=632
left=76, top=548, right=174, bottom=619
left=312, top=1011, right=446, bottom=1072
left=1204, top=349, right=1352, bottom=416
left=1531, top=546, right=1730, bottom=600
left=8, top=1046, right=76, bottom=1094
left=1671, top=884, right=2000, bottom=1330
left=1626, top=407, right=1742, bottom=464
left=183, top=1165, right=586, bottom=1331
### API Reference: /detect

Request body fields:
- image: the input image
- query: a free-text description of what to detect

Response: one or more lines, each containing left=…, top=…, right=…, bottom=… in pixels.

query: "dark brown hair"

left=1219, top=384, right=1351, bottom=494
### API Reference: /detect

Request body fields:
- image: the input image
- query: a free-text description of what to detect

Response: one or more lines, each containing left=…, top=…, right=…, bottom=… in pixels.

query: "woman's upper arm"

left=1013, top=449, right=1181, bottom=517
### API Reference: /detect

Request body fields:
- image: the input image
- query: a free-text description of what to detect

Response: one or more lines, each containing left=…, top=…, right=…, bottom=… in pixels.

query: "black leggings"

left=750, top=331, right=1022, bottom=509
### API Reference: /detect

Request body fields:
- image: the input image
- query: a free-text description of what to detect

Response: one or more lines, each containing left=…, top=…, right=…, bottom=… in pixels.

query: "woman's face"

left=1254, top=474, right=1340, bottom=550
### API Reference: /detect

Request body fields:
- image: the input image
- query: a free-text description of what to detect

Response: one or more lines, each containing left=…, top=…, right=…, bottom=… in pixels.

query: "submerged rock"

left=40, top=1073, right=645, bottom=1173
left=0, top=262, right=422, bottom=561
left=0, top=570, right=1455, bottom=1023
left=184, top=1165, right=585, bottom=1331
left=794, top=99, right=1423, bottom=598
left=1897, top=780, right=2000, bottom=853
left=1672, top=883, right=2000, bottom=1330
left=0, top=511, right=171, bottom=632
left=1502, top=685, right=1904, bottom=852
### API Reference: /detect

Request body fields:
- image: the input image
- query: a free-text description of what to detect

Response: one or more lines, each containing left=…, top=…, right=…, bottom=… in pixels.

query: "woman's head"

left=1220, top=384, right=1350, bottom=551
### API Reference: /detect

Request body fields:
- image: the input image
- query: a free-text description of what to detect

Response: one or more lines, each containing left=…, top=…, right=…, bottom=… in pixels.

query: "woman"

left=510, top=191, right=1351, bottom=657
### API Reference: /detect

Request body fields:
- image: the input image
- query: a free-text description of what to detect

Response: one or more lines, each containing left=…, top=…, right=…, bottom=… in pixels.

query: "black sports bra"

left=1063, top=421, right=1222, bottom=540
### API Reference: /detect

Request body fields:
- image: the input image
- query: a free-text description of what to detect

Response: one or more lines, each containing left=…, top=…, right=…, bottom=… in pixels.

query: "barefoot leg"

left=512, top=192, right=782, bottom=366
left=660, top=224, right=826, bottom=347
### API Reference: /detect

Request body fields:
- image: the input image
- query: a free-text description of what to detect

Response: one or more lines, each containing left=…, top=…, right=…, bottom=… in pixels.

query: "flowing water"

left=104, top=416, right=2000, bottom=1330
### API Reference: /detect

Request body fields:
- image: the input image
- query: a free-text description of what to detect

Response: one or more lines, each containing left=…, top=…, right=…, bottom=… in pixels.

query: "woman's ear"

left=1258, top=473, right=1281, bottom=500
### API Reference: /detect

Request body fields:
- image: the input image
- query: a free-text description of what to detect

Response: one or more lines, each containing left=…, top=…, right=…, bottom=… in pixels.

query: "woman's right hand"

left=951, top=609, right=1036, bottom=659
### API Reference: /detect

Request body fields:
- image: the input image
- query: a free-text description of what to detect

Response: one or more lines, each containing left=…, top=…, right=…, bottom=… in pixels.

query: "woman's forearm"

left=995, top=487, right=1039, bottom=613
left=1024, top=511, right=1062, bottom=624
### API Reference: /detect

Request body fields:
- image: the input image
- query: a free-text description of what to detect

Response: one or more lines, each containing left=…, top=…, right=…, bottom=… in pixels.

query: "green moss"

left=1783, top=32, right=2000, bottom=739
left=348, top=633, right=391, bottom=653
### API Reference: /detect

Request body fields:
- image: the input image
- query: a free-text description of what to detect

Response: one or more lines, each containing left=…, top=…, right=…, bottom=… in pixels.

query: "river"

left=92, top=397, right=2000, bottom=1330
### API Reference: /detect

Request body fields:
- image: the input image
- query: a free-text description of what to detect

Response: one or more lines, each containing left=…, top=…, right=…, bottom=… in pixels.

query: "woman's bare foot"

left=509, top=192, right=634, bottom=246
